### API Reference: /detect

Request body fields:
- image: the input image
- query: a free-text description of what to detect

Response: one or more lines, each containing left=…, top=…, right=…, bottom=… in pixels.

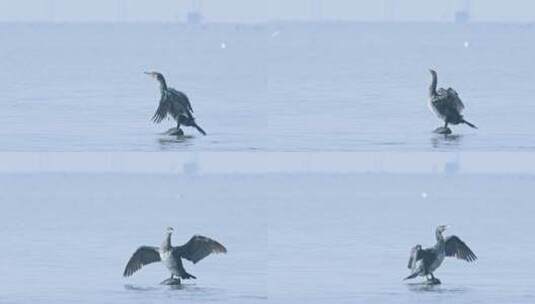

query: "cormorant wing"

left=168, top=88, right=194, bottom=113
left=446, top=87, right=465, bottom=112
left=174, top=235, right=227, bottom=264
left=434, top=88, right=465, bottom=113
left=407, top=245, right=422, bottom=269
left=152, top=96, right=170, bottom=123
left=431, top=91, right=459, bottom=120
left=445, top=236, right=477, bottom=262
left=123, top=246, right=161, bottom=277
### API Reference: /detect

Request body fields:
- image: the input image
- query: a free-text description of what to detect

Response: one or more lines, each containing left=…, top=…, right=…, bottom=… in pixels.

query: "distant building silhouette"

left=187, top=0, right=203, bottom=25
left=454, top=0, right=471, bottom=24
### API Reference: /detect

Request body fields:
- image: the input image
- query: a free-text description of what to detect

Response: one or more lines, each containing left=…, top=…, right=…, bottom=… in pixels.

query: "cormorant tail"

left=181, top=272, right=197, bottom=280
left=403, top=272, right=419, bottom=281
left=180, top=115, right=207, bottom=135
left=193, top=123, right=207, bottom=136
left=462, top=119, right=477, bottom=129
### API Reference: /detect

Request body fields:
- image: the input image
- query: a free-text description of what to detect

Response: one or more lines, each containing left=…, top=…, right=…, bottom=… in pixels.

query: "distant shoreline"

left=0, top=20, right=533, bottom=26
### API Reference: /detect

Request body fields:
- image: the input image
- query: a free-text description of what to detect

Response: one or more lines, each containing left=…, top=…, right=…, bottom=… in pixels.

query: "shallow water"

left=1, top=170, right=534, bottom=303
left=2, top=23, right=535, bottom=151
left=268, top=173, right=535, bottom=303
left=0, top=173, right=267, bottom=304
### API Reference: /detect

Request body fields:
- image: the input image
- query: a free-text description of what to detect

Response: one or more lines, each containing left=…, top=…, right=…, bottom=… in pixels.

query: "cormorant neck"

left=429, top=73, right=438, bottom=97
left=162, top=233, right=172, bottom=250
left=435, top=229, right=444, bottom=243
left=158, top=78, right=168, bottom=92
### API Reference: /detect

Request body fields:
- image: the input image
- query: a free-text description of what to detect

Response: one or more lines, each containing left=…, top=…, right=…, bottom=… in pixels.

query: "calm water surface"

left=1, top=172, right=534, bottom=303
left=0, top=173, right=267, bottom=304
left=268, top=173, right=535, bottom=303
left=2, top=23, right=535, bottom=151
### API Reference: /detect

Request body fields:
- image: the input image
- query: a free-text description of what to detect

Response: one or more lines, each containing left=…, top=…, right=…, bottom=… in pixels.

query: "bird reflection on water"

left=406, top=283, right=467, bottom=294
left=157, top=135, right=195, bottom=150
left=431, top=134, right=463, bottom=149
left=123, top=284, right=159, bottom=291
left=124, top=283, right=227, bottom=301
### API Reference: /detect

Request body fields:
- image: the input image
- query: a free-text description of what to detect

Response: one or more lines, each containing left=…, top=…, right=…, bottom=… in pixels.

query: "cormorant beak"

left=144, top=71, right=155, bottom=78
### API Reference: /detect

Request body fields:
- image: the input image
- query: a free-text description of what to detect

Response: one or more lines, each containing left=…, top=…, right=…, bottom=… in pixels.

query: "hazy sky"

left=0, top=0, right=534, bottom=23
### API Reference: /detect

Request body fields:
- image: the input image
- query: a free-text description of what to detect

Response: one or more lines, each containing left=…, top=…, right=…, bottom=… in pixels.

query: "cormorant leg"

left=429, top=273, right=441, bottom=284
left=433, top=121, right=452, bottom=135
left=172, top=118, right=184, bottom=136
left=160, top=275, right=175, bottom=285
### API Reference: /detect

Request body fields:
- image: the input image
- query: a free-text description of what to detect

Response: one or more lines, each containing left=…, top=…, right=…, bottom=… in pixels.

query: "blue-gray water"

left=2, top=21, right=535, bottom=304
left=1, top=171, right=534, bottom=303
left=0, top=173, right=267, bottom=304
left=2, top=23, right=535, bottom=151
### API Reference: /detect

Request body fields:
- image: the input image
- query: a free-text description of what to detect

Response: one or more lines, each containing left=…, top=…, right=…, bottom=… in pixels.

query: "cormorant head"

left=144, top=71, right=165, bottom=83
left=166, top=226, right=174, bottom=234
left=429, top=69, right=437, bottom=76
left=437, top=224, right=449, bottom=233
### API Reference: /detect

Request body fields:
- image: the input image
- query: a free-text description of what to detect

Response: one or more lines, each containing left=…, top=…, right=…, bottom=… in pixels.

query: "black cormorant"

left=123, top=227, right=226, bottom=284
left=428, top=69, right=477, bottom=134
left=404, top=225, right=477, bottom=284
left=145, top=71, right=207, bottom=136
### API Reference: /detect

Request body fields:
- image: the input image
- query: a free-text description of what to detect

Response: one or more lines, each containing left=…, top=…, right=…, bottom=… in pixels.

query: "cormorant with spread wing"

left=404, top=225, right=477, bottom=284
left=145, top=71, right=206, bottom=136
left=123, top=227, right=226, bottom=284
left=428, top=69, right=477, bottom=134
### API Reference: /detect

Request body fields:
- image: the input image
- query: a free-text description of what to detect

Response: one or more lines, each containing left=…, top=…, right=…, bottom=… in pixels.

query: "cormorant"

left=145, top=71, right=207, bottom=136
left=404, top=225, right=477, bottom=284
left=123, top=227, right=226, bottom=284
left=428, top=69, right=477, bottom=134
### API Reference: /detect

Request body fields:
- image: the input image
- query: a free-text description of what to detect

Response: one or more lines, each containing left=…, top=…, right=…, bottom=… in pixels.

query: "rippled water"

left=1, top=170, right=534, bottom=303
left=268, top=173, right=535, bottom=303
left=2, top=20, right=534, bottom=304
left=2, top=23, right=535, bottom=151
left=0, top=173, right=267, bottom=304
left=267, top=23, right=535, bottom=151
